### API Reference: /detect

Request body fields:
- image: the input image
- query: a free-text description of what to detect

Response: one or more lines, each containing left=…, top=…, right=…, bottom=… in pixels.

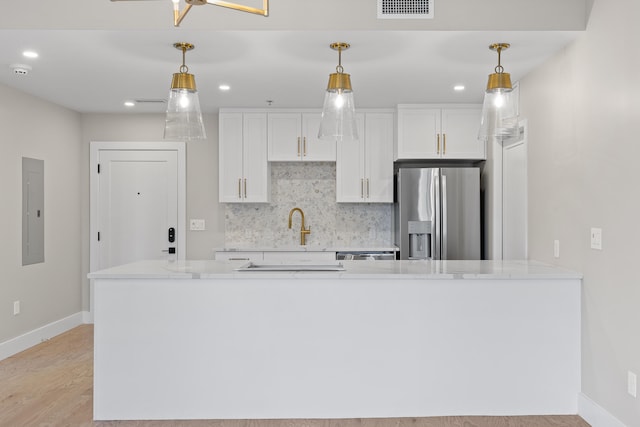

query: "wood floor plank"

left=0, top=325, right=591, bottom=427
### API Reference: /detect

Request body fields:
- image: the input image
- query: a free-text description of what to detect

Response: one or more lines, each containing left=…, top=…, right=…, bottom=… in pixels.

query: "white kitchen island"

left=89, top=260, right=581, bottom=421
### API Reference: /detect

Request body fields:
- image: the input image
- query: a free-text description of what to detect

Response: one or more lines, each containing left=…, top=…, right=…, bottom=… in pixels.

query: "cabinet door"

left=219, top=112, right=245, bottom=202
left=396, top=108, right=440, bottom=159
left=441, top=108, right=485, bottom=159
left=242, top=113, right=270, bottom=202
left=302, top=113, right=336, bottom=161
left=336, top=114, right=366, bottom=202
left=365, top=112, right=394, bottom=203
left=268, top=113, right=302, bottom=161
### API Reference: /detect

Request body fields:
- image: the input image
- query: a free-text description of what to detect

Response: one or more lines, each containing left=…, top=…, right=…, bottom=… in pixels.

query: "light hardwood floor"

left=0, top=325, right=590, bottom=427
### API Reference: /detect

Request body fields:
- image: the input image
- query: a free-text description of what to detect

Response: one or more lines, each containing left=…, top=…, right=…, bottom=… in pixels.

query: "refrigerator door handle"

left=434, top=170, right=441, bottom=260
left=442, top=174, right=448, bottom=260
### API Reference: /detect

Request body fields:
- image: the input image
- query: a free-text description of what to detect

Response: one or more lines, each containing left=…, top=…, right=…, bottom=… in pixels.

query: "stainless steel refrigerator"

left=394, top=167, right=481, bottom=260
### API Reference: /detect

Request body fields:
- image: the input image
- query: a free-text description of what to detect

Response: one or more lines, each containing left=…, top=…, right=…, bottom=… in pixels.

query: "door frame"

left=89, top=141, right=187, bottom=275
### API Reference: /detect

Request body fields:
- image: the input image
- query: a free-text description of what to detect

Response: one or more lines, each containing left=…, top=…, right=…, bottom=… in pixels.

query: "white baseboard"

left=578, top=393, right=627, bottom=427
left=0, top=311, right=90, bottom=361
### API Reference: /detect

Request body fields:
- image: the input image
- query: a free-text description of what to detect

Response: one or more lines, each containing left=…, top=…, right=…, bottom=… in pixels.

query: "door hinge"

left=97, top=163, right=100, bottom=174
left=97, top=232, right=101, bottom=241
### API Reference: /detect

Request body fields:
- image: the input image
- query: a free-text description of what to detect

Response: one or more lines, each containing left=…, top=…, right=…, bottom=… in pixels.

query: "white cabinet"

left=396, top=105, right=484, bottom=160
left=268, top=112, right=336, bottom=161
left=336, top=112, right=394, bottom=203
left=219, top=111, right=270, bottom=203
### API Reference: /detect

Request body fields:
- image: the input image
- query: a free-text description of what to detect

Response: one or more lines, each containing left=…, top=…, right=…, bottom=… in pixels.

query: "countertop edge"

left=88, top=260, right=583, bottom=281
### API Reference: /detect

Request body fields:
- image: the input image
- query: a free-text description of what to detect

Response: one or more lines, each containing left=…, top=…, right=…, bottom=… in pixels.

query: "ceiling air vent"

left=377, top=0, right=433, bottom=19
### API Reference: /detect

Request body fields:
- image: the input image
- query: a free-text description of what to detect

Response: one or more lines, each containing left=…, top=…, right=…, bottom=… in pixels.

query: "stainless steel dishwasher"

left=336, top=251, right=396, bottom=261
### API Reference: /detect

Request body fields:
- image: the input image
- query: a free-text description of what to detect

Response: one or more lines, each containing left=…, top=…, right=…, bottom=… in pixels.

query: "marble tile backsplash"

left=224, top=162, right=393, bottom=248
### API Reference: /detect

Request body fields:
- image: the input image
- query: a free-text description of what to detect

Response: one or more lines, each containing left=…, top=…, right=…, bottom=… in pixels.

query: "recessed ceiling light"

left=454, top=85, right=465, bottom=91
left=219, top=84, right=231, bottom=91
left=124, top=101, right=135, bottom=107
left=23, top=51, right=39, bottom=59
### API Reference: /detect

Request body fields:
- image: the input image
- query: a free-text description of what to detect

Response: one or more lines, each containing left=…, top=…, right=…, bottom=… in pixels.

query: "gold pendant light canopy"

left=486, top=43, right=513, bottom=92
left=479, top=42, right=519, bottom=142
left=163, top=42, right=206, bottom=141
left=170, top=42, right=197, bottom=91
left=318, top=42, right=358, bottom=142
left=326, top=42, right=353, bottom=92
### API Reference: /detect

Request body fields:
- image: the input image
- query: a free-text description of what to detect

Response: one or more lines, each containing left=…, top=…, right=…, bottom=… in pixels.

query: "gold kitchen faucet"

left=288, top=207, right=311, bottom=245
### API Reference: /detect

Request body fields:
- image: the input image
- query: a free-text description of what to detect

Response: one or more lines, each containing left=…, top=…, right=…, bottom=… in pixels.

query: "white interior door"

left=502, top=123, right=528, bottom=260
left=90, top=142, right=186, bottom=270
left=97, top=150, right=178, bottom=269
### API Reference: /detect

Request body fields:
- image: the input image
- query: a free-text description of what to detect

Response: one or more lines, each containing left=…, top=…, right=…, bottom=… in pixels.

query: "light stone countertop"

left=214, top=246, right=398, bottom=252
left=88, top=259, right=582, bottom=280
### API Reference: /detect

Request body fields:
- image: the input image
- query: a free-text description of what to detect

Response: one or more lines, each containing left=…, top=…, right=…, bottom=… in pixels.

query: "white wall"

left=520, top=0, right=640, bottom=424
left=0, top=84, right=83, bottom=344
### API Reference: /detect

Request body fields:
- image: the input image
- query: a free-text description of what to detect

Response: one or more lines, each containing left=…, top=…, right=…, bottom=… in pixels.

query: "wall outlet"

left=553, top=240, right=560, bottom=258
left=590, top=227, right=602, bottom=250
left=190, top=219, right=205, bottom=231
left=629, top=371, right=637, bottom=398
left=13, top=300, right=20, bottom=316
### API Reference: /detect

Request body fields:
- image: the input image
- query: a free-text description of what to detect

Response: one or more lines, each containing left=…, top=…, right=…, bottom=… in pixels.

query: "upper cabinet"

left=336, top=111, right=394, bottom=203
left=219, top=111, right=270, bottom=203
left=396, top=105, right=485, bottom=160
left=268, top=112, right=336, bottom=161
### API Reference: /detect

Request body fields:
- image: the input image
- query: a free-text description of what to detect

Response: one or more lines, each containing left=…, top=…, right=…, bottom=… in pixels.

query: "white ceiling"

left=0, top=1, right=584, bottom=113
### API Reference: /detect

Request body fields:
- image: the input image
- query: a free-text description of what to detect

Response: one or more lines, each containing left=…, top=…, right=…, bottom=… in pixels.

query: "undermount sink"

left=235, top=262, right=345, bottom=272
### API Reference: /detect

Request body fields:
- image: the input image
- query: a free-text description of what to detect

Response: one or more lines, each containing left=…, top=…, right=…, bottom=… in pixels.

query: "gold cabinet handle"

left=244, top=178, right=247, bottom=198
left=443, top=133, right=446, bottom=155
left=238, top=178, right=242, bottom=199
left=297, top=137, right=301, bottom=156
left=303, top=137, right=307, bottom=157
left=437, top=134, right=441, bottom=154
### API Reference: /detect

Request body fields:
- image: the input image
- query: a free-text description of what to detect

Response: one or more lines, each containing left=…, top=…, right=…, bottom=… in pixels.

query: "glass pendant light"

left=163, top=42, right=206, bottom=141
left=318, top=42, right=358, bottom=142
left=478, top=43, right=519, bottom=141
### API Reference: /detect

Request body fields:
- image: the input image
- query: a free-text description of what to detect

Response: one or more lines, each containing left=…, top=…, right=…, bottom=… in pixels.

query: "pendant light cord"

left=495, top=45, right=505, bottom=74
left=180, top=46, right=189, bottom=73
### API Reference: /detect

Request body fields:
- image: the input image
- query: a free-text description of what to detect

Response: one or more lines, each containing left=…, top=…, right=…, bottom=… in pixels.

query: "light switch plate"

left=190, top=219, right=205, bottom=231
left=590, top=227, right=602, bottom=250
left=553, top=240, right=560, bottom=258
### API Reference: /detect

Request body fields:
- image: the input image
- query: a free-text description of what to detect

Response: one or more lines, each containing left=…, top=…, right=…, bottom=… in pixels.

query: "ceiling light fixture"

left=318, top=42, right=358, bottom=142
left=171, top=0, right=268, bottom=27
left=478, top=43, right=519, bottom=141
left=163, top=42, right=206, bottom=141
left=23, top=50, right=39, bottom=59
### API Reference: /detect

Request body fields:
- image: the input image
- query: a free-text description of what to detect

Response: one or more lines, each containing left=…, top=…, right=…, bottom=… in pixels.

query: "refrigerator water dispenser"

left=408, top=220, right=431, bottom=260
